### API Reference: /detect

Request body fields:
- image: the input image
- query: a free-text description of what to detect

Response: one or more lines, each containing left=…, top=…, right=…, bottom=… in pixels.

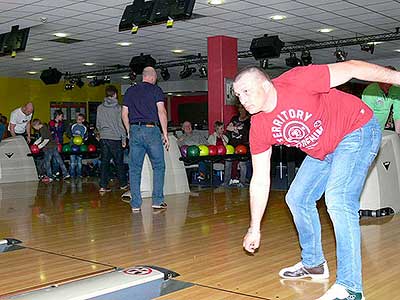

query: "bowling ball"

left=57, top=144, right=62, bottom=153
left=235, top=144, right=247, bottom=155
left=49, top=120, right=55, bottom=127
left=72, top=136, right=83, bottom=145
left=30, top=144, right=40, bottom=154
left=208, top=145, right=218, bottom=156
left=71, top=144, right=80, bottom=153
left=180, top=145, right=188, bottom=157
left=225, top=144, right=235, bottom=155
left=62, top=144, right=71, bottom=153
left=198, top=144, right=209, bottom=156
left=217, top=144, right=226, bottom=155
left=187, top=145, right=200, bottom=157
left=88, top=144, right=97, bottom=153
left=80, top=144, right=88, bottom=152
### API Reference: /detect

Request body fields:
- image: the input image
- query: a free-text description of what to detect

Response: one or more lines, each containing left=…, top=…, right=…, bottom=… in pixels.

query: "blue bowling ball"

left=71, top=144, right=80, bottom=153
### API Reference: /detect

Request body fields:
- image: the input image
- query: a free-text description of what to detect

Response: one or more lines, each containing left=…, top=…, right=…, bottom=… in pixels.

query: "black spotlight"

left=104, top=75, right=111, bottom=84
left=160, top=67, right=170, bottom=81
left=75, top=78, right=84, bottom=88
left=285, top=52, right=302, bottom=67
left=301, top=50, right=312, bottom=66
left=179, top=64, right=196, bottom=79
left=360, top=43, right=374, bottom=54
left=198, top=65, right=207, bottom=78
left=129, top=71, right=137, bottom=81
left=334, top=48, right=347, bottom=62
left=260, top=59, right=269, bottom=70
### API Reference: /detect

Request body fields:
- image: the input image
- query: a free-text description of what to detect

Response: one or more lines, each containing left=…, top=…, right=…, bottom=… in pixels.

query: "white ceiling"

left=1, top=0, right=400, bottom=82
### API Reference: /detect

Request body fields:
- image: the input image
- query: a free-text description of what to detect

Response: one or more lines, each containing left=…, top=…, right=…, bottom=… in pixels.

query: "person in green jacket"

left=361, top=66, right=400, bottom=134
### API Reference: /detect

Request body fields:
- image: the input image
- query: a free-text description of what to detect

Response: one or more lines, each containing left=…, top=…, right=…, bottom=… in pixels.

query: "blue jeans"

left=70, top=154, right=82, bottom=177
left=129, top=125, right=165, bottom=208
left=285, top=116, right=381, bottom=292
left=99, top=139, right=127, bottom=188
left=44, top=148, right=68, bottom=177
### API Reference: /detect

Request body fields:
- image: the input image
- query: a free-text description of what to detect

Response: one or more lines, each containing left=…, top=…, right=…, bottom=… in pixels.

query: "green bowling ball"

left=62, top=144, right=71, bottom=153
left=187, top=145, right=200, bottom=157
left=80, top=144, right=88, bottom=152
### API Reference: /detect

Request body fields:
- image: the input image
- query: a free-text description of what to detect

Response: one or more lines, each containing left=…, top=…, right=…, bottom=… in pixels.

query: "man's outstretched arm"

left=328, top=60, right=400, bottom=88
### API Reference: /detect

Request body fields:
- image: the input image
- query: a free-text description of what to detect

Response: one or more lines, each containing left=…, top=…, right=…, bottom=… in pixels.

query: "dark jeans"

left=99, top=139, right=127, bottom=188
left=44, top=148, right=68, bottom=177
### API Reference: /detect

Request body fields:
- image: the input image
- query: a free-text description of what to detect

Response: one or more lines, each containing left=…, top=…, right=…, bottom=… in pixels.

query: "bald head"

left=142, top=66, right=157, bottom=84
left=234, top=66, right=270, bottom=84
left=22, top=102, right=34, bottom=115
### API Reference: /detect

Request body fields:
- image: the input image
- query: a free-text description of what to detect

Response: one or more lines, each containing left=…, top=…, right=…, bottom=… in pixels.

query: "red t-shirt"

left=250, top=65, right=373, bottom=160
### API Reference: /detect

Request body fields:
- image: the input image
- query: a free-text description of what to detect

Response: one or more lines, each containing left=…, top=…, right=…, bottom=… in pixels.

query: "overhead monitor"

left=0, top=25, right=30, bottom=57
left=119, top=0, right=196, bottom=32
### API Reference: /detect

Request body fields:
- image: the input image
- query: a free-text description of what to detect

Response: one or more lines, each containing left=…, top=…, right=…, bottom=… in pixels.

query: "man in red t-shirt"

left=233, top=61, right=399, bottom=300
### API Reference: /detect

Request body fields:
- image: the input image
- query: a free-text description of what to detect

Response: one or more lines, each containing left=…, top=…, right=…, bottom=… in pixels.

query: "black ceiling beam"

left=65, top=30, right=400, bottom=78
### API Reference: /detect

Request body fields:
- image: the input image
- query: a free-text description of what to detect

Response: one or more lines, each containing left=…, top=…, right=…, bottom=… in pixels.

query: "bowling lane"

left=0, top=248, right=113, bottom=297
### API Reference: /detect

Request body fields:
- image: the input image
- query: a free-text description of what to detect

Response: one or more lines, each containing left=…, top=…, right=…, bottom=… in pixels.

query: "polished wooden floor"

left=0, top=179, right=398, bottom=299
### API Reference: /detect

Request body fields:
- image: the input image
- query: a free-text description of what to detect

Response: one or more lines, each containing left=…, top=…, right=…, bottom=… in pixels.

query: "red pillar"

left=207, top=36, right=238, bottom=134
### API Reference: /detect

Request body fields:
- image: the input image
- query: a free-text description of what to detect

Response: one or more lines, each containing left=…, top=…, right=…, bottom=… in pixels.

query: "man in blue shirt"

left=122, top=66, right=169, bottom=212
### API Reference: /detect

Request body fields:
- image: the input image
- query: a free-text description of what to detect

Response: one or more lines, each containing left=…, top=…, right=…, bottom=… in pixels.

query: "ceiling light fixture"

left=160, top=67, right=170, bottom=81
left=199, top=65, right=207, bottom=78
left=83, top=62, right=95, bottom=66
left=208, top=0, right=224, bottom=5
left=269, top=15, right=287, bottom=21
left=121, top=75, right=130, bottom=79
left=318, top=28, right=334, bottom=33
left=27, top=71, right=38, bottom=75
left=117, top=42, right=132, bottom=46
left=395, top=49, right=400, bottom=52
left=285, top=52, right=302, bottom=67
left=53, top=32, right=68, bottom=37
left=86, top=75, right=95, bottom=79
left=334, top=48, right=347, bottom=62
left=171, top=49, right=184, bottom=54
left=31, top=57, right=43, bottom=61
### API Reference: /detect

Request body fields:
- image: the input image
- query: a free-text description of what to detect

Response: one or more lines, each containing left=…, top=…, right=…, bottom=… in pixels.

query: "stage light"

left=129, top=71, right=137, bottom=81
left=301, top=50, right=312, bottom=65
left=179, top=64, right=196, bottom=79
left=360, top=43, right=375, bottom=54
left=285, top=52, right=302, bottom=67
left=199, top=65, right=207, bottom=78
left=334, top=48, right=347, bottom=62
left=160, top=67, right=170, bottom=81
left=64, top=80, right=74, bottom=90
left=76, top=78, right=84, bottom=88
left=104, top=75, right=111, bottom=84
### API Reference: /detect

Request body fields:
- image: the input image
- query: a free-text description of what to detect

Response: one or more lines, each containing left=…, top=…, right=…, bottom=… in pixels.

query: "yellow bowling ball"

left=198, top=144, right=209, bottom=156
left=73, top=136, right=83, bottom=145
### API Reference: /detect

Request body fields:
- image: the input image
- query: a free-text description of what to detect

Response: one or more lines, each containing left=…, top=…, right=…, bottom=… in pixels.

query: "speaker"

left=40, top=67, right=63, bottom=85
left=129, top=54, right=156, bottom=75
left=250, top=35, right=284, bottom=60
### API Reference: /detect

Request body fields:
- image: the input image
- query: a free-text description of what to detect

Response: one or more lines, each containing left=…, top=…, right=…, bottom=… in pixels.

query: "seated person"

left=177, top=121, right=208, bottom=147
left=177, top=120, right=209, bottom=182
left=224, top=104, right=251, bottom=187
left=205, top=121, right=229, bottom=182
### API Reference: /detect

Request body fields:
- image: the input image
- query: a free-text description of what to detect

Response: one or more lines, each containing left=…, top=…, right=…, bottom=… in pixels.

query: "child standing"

left=32, top=119, right=70, bottom=182
left=69, top=113, right=87, bottom=178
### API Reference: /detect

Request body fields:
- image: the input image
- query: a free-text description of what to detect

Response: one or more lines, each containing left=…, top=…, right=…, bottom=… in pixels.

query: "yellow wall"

left=0, top=77, right=121, bottom=122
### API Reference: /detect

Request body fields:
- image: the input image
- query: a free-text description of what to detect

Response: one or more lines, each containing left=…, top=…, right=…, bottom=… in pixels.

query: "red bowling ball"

left=208, top=145, right=218, bottom=156
left=235, top=144, right=248, bottom=155
left=30, top=144, right=40, bottom=154
left=88, top=144, right=97, bottom=153
left=217, top=144, right=226, bottom=155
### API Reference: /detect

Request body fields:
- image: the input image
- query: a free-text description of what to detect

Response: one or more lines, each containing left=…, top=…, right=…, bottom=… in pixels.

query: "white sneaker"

left=279, top=261, right=329, bottom=280
left=316, top=284, right=365, bottom=300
